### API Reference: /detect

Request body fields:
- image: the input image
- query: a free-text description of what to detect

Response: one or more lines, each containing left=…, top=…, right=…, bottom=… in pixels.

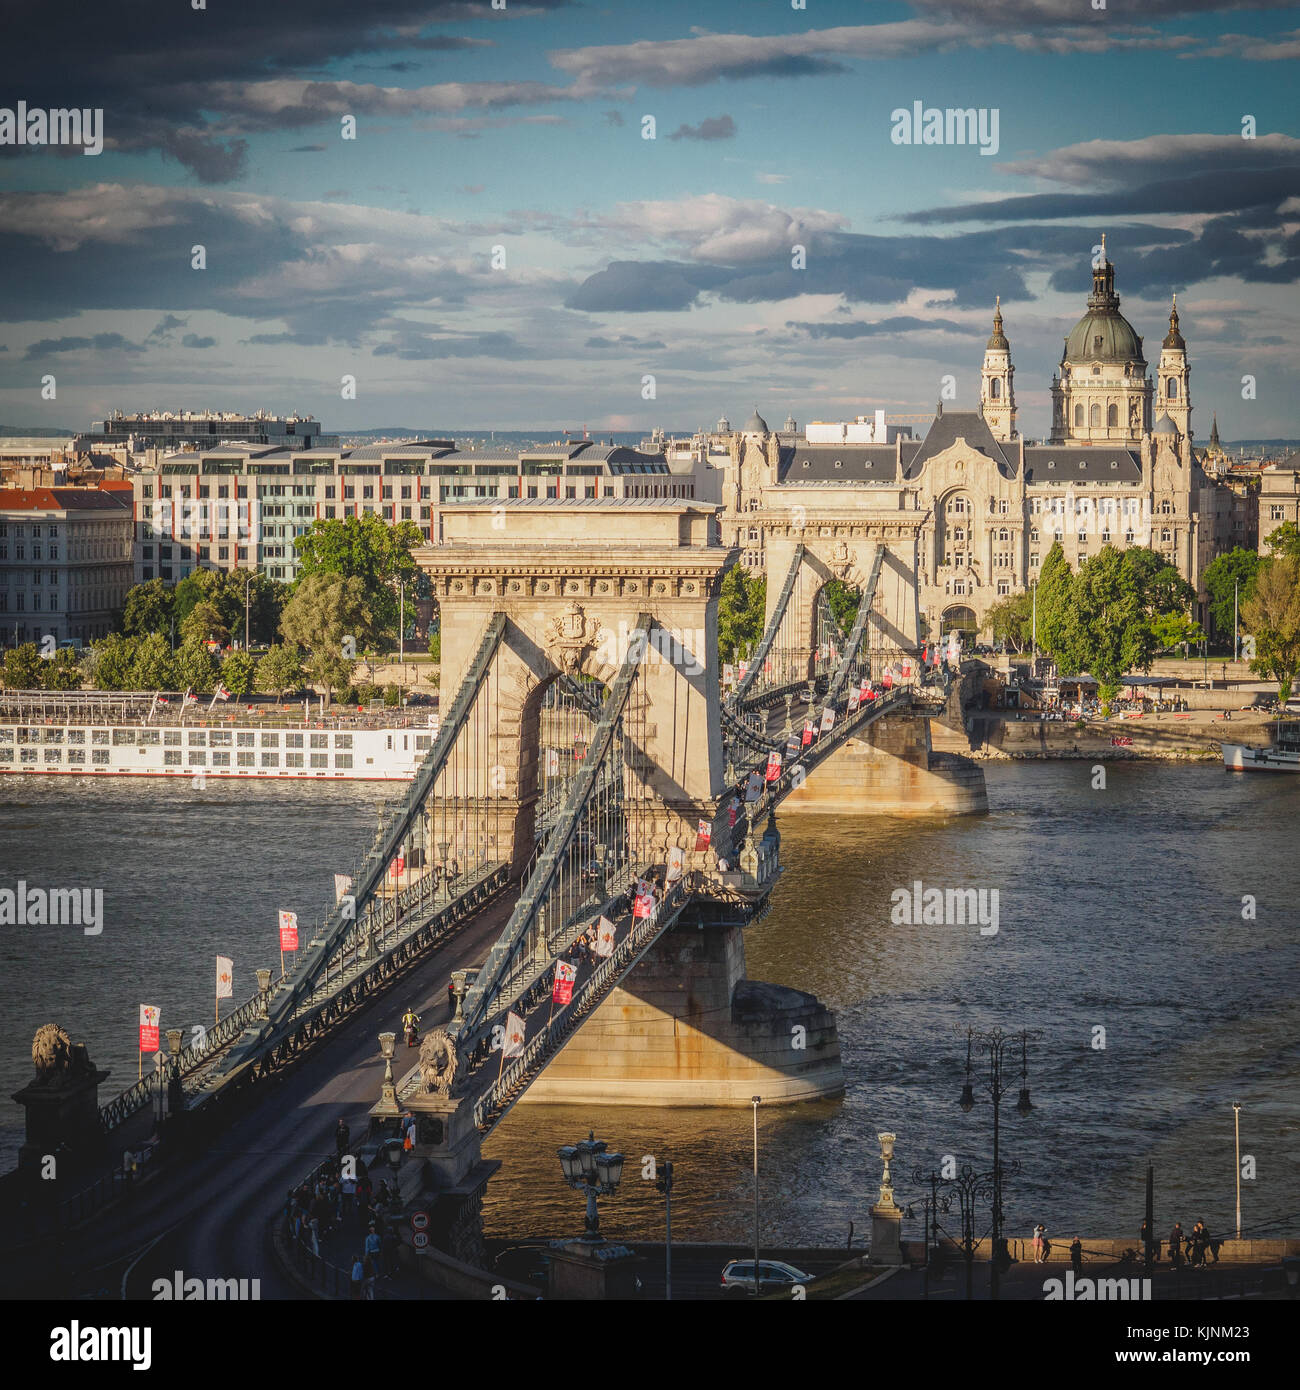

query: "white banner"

left=502, top=1010, right=526, bottom=1058
left=216, top=955, right=233, bottom=999
left=334, top=873, right=353, bottom=903
left=666, top=846, right=684, bottom=884
left=594, top=914, right=616, bottom=957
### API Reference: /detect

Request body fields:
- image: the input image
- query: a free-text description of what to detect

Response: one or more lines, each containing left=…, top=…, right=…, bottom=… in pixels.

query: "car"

left=720, top=1259, right=812, bottom=1298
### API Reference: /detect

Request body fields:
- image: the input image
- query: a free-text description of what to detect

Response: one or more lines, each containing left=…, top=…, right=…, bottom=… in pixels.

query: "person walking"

left=1169, top=1222, right=1184, bottom=1268
left=1202, top=1221, right=1218, bottom=1264
left=363, top=1253, right=378, bottom=1301
left=350, top=1255, right=364, bottom=1301
left=335, top=1117, right=350, bottom=1156
left=1069, top=1237, right=1082, bottom=1278
left=365, top=1223, right=382, bottom=1263
left=1033, top=1223, right=1047, bottom=1263
left=1189, top=1221, right=1205, bottom=1268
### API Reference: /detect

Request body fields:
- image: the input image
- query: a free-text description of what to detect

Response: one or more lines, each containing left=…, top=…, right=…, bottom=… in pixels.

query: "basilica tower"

left=1155, top=295, right=1192, bottom=440
left=979, top=297, right=1017, bottom=442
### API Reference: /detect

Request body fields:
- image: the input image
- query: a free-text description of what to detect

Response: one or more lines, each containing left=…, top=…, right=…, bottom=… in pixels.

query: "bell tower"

left=980, top=297, right=1017, bottom=441
left=1156, top=294, right=1192, bottom=439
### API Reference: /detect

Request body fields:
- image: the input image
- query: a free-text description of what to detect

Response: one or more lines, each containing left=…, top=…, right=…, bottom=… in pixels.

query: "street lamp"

left=656, top=1160, right=674, bottom=1301
left=557, top=1130, right=625, bottom=1242
left=955, top=1026, right=1041, bottom=1300
left=373, top=1031, right=400, bottom=1120
left=751, top=1095, right=761, bottom=1296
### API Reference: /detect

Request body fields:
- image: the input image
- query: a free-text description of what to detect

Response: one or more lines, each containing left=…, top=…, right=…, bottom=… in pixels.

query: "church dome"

left=743, top=407, right=769, bottom=434
left=1162, top=297, right=1185, bottom=351
left=1152, top=413, right=1179, bottom=436
left=1062, top=249, right=1144, bottom=365
left=987, top=297, right=1009, bottom=351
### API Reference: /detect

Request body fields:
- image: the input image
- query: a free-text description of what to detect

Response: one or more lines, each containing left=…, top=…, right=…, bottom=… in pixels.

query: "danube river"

left=1, top=765, right=1296, bottom=1248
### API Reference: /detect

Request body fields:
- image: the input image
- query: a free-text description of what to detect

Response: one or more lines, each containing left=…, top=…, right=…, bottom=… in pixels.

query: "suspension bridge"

left=14, top=498, right=986, bottom=1266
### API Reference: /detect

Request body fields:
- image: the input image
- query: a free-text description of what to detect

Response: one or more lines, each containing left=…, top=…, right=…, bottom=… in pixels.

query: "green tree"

left=256, top=643, right=306, bottom=700
left=717, top=565, right=767, bottom=665
left=86, top=633, right=139, bottom=690
left=986, top=592, right=1034, bottom=653
left=173, top=638, right=218, bottom=694
left=1203, top=548, right=1262, bottom=642
left=218, top=649, right=258, bottom=698
left=1034, top=542, right=1073, bottom=657
left=180, top=600, right=230, bottom=647
left=293, top=513, right=424, bottom=643
left=42, top=648, right=83, bottom=691
left=1056, top=546, right=1153, bottom=701
left=128, top=632, right=178, bottom=689
left=1149, top=611, right=1205, bottom=652
left=1263, top=521, right=1300, bottom=565
left=122, top=577, right=173, bottom=637
left=278, top=572, right=373, bottom=692
left=1243, top=556, right=1300, bottom=703
left=1, top=643, right=45, bottom=689
left=822, top=579, right=862, bottom=636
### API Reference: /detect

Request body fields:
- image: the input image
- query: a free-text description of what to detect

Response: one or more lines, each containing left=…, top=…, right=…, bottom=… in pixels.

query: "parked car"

left=720, top=1259, right=812, bottom=1298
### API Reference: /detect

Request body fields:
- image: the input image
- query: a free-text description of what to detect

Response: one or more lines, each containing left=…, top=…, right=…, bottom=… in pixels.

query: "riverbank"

left=938, top=709, right=1273, bottom=761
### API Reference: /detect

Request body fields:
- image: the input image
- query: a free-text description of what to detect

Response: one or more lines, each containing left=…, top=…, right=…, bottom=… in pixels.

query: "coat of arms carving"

left=545, top=601, right=603, bottom=675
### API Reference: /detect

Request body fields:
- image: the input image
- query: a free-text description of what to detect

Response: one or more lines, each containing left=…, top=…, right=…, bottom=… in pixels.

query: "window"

left=237, top=751, right=255, bottom=768
left=1108, top=404, right=1118, bottom=427
left=335, top=754, right=352, bottom=769
left=310, top=752, right=329, bottom=768
left=1030, top=553, right=1040, bottom=567
left=285, top=752, right=304, bottom=768
left=211, top=751, right=231, bottom=767
left=1074, top=404, right=1083, bottom=427
left=1090, top=404, right=1101, bottom=427
left=163, top=750, right=182, bottom=766
left=990, top=378, right=1001, bottom=399
left=1270, top=505, right=1285, bottom=520
left=1167, top=378, right=1178, bottom=399
left=261, top=752, right=279, bottom=767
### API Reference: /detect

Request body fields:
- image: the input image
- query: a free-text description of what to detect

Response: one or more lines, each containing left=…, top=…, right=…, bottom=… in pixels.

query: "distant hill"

left=0, top=424, right=75, bottom=438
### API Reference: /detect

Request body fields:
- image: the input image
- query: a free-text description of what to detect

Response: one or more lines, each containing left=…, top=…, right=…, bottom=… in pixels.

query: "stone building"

left=719, top=245, right=1219, bottom=639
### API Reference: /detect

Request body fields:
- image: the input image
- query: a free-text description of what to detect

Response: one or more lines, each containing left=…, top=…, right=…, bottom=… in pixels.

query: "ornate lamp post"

left=255, top=968, right=272, bottom=1017
left=955, top=1025, right=1040, bottom=1300
left=557, top=1130, right=625, bottom=1242
left=165, top=1027, right=184, bottom=1124
left=373, top=1031, right=401, bottom=1120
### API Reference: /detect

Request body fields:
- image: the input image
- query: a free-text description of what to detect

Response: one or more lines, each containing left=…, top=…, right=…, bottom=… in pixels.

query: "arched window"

left=1090, top=403, right=1101, bottom=427
left=1074, top=404, right=1084, bottom=427
left=991, top=379, right=1001, bottom=399
left=1107, top=404, right=1118, bottom=427
left=1167, top=378, right=1178, bottom=399
left=998, top=528, right=1009, bottom=542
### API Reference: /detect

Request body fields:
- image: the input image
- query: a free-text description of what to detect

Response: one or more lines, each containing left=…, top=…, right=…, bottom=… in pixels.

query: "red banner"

left=553, top=961, right=577, bottom=1004
left=764, top=751, right=782, bottom=783
left=278, top=909, right=299, bottom=951
left=801, top=721, right=814, bottom=748
left=727, top=799, right=738, bottom=829
left=139, top=1004, right=160, bottom=1054
left=633, top=881, right=655, bottom=919
left=694, top=819, right=711, bottom=851
left=389, top=854, right=406, bottom=879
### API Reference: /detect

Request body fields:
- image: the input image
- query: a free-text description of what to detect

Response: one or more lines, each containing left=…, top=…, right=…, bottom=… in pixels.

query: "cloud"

left=289, top=144, right=328, bottom=153
left=667, top=114, right=736, bottom=142
left=999, top=133, right=1300, bottom=187
left=584, top=334, right=666, bottom=350
left=565, top=260, right=733, bottom=312
left=912, top=0, right=1293, bottom=20
left=788, top=315, right=984, bottom=339
left=756, top=173, right=789, bottom=185
left=145, top=313, right=188, bottom=344
left=603, top=110, right=625, bottom=127
left=181, top=333, right=217, bottom=349
left=1195, top=26, right=1300, bottom=59
left=373, top=327, right=531, bottom=360
left=24, top=332, right=145, bottom=359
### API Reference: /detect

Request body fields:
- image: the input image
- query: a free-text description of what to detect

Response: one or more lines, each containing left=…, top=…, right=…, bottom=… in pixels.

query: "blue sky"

left=1, top=0, right=1298, bottom=438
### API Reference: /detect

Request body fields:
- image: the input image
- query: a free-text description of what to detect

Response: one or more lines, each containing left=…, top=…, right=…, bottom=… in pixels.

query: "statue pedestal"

left=547, top=1238, right=644, bottom=1300
left=870, top=1201, right=903, bottom=1266
left=12, top=1041, right=109, bottom=1179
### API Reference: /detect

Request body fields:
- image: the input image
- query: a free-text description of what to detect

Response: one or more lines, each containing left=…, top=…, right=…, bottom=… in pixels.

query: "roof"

left=444, top=496, right=709, bottom=510
left=743, top=408, right=769, bottom=434
left=0, top=485, right=132, bottom=512
left=778, top=444, right=899, bottom=482
left=1023, top=447, right=1142, bottom=483
left=903, top=411, right=1016, bottom=480
left=1152, top=414, right=1179, bottom=435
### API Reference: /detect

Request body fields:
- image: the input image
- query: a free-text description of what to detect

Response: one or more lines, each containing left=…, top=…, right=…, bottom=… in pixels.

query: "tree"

left=717, top=566, right=766, bottom=664
left=1243, top=556, right=1300, bottom=704
left=1034, top=542, right=1073, bottom=658
left=1056, top=546, right=1153, bottom=702
left=278, top=572, right=373, bottom=692
left=1, top=643, right=44, bottom=689
left=128, top=632, right=178, bottom=690
left=1149, top=611, right=1205, bottom=653
left=219, top=650, right=258, bottom=698
left=42, top=648, right=83, bottom=691
left=256, top=643, right=306, bottom=700
left=986, top=592, right=1034, bottom=653
left=122, top=577, right=173, bottom=637
left=173, top=638, right=218, bottom=694
left=1203, top=548, right=1262, bottom=642
left=86, top=633, right=138, bottom=689
left=1263, top=521, right=1300, bottom=566
left=180, top=600, right=230, bottom=647
left=822, top=579, right=861, bottom=635
left=293, top=513, right=424, bottom=644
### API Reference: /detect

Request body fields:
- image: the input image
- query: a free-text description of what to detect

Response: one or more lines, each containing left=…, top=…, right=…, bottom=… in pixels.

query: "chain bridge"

left=66, top=499, right=986, bottom=1262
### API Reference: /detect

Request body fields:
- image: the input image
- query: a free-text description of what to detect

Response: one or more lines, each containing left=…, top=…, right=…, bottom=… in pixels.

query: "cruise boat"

left=1221, top=720, right=1300, bottom=773
left=0, top=691, right=434, bottom=780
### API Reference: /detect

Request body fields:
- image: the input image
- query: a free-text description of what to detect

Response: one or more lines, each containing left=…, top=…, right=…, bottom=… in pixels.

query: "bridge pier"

left=520, top=910, right=843, bottom=1107
left=781, top=714, right=988, bottom=816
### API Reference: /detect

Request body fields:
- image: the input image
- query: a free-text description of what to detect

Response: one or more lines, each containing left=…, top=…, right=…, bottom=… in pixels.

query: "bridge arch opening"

left=940, top=604, right=978, bottom=639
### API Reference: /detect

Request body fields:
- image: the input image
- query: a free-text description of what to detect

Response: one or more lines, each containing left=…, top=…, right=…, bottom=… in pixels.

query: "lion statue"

left=418, top=1027, right=460, bottom=1097
left=30, top=1023, right=96, bottom=1086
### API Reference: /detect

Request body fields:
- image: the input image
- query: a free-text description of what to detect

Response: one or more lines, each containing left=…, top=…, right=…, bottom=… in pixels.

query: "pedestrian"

left=1139, top=1218, right=1158, bottom=1262
left=335, top=1117, right=350, bottom=1156
left=363, top=1253, right=378, bottom=1300
left=1069, top=1236, right=1082, bottom=1277
left=1033, top=1223, right=1047, bottom=1263
left=351, top=1255, right=364, bottom=1300
left=1189, top=1221, right=1205, bottom=1267
left=309, top=1215, right=321, bottom=1257
left=1202, top=1221, right=1218, bottom=1264
left=365, top=1222, right=382, bottom=1262
left=1169, top=1222, right=1184, bottom=1268
left=340, top=1170, right=357, bottom=1222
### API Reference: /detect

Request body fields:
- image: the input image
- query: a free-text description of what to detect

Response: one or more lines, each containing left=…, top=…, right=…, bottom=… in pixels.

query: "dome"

left=1162, top=297, right=1185, bottom=351
left=987, top=297, right=1009, bottom=351
left=1062, top=250, right=1145, bottom=365
left=1152, top=413, right=1179, bottom=435
left=743, top=407, right=769, bottom=434
left=716, top=415, right=731, bottom=433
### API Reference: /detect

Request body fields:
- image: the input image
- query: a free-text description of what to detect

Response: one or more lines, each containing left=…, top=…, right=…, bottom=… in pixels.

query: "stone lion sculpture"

left=30, top=1023, right=96, bottom=1086
left=418, top=1027, right=460, bottom=1097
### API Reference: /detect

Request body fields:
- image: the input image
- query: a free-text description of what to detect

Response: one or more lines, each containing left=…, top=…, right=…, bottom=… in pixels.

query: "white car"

left=720, top=1259, right=811, bottom=1297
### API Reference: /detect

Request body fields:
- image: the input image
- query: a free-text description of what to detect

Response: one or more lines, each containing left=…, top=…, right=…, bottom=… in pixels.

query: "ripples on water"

left=1, top=765, right=1296, bottom=1250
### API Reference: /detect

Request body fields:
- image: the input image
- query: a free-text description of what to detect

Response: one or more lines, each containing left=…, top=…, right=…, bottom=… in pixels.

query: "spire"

left=1089, top=234, right=1118, bottom=309
left=1209, top=412, right=1221, bottom=449
left=1162, top=293, right=1185, bottom=350
left=986, top=294, right=1009, bottom=351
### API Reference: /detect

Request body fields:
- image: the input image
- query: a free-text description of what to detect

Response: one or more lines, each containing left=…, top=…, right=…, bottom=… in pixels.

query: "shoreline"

left=942, top=712, right=1270, bottom=763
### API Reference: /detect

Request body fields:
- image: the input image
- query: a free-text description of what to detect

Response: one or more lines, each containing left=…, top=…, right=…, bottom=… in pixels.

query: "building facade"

left=0, top=481, right=134, bottom=645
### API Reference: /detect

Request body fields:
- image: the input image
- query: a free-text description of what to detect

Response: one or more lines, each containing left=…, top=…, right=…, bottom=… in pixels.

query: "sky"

left=1, top=0, right=1298, bottom=440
